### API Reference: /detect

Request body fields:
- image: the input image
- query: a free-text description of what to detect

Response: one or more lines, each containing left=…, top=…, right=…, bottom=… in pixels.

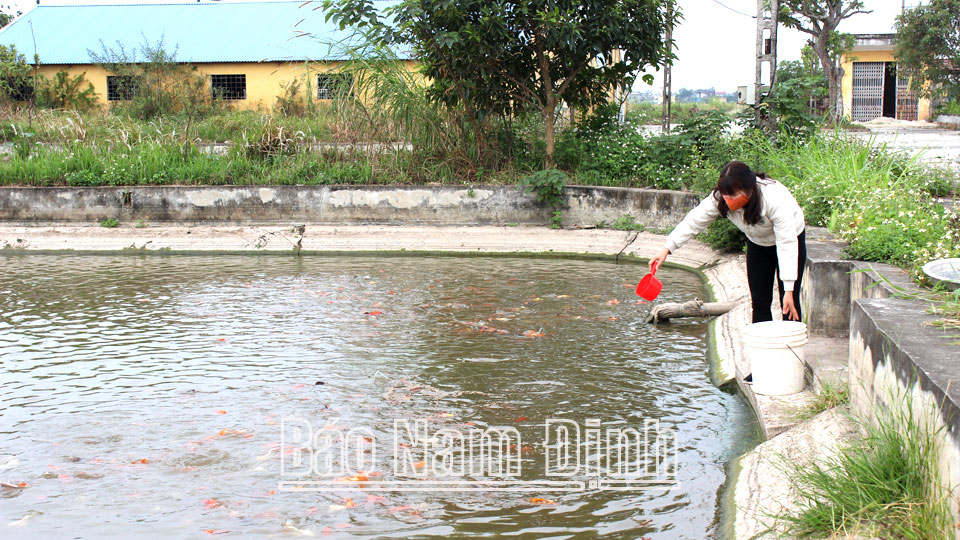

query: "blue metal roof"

left=0, top=1, right=408, bottom=64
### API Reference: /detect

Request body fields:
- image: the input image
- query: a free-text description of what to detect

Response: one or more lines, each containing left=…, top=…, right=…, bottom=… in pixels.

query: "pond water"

left=0, top=255, right=760, bottom=539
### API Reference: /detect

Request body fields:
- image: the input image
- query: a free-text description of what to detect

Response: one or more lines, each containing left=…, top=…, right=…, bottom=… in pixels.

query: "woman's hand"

left=782, top=294, right=800, bottom=321
left=650, top=248, right=670, bottom=273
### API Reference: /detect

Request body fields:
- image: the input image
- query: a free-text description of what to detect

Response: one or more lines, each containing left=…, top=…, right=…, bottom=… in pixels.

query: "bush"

left=0, top=44, right=33, bottom=103
left=89, top=36, right=223, bottom=121
left=698, top=217, right=747, bottom=253
left=556, top=105, right=736, bottom=190
left=274, top=74, right=316, bottom=117
left=35, top=70, right=99, bottom=112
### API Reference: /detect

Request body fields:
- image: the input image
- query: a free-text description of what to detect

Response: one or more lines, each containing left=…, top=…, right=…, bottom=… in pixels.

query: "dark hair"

left=712, top=161, right=767, bottom=225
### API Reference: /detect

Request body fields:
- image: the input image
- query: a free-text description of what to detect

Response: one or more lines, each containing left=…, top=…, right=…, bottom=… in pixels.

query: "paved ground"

left=847, top=119, right=960, bottom=171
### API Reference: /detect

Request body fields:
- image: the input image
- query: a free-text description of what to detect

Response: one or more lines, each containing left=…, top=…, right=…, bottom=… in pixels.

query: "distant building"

left=840, top=33, right=933, bottom=122
left=0, top=1, right=412, bottom=110
left=628, top=90, right=660, bottom=104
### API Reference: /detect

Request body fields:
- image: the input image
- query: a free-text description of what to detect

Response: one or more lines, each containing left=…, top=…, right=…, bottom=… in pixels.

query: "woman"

left=649, top=161, right=807, bottom=323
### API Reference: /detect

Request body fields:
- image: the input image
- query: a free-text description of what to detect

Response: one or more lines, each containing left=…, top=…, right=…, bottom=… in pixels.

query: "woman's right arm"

left=664, top=195, right=721, bottom=253
left=649, top=195, right=720, bottom=272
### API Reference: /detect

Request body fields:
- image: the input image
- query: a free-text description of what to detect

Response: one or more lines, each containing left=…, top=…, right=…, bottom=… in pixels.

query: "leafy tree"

left=0, top=44, right=32, bottom=103
left=0, top=6, right=21, bottom=29
left=323, top=0, right=676, bottom=169
left=767, top=59, right=827, bottom=137
left=779, top=0, right=868, bottom=122
left=894, top=0, right=960, bottom=103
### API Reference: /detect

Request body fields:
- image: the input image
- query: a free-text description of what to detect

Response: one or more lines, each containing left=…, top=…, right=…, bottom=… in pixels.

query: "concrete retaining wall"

left=801, top=231, right=960, bottom=526
left=0, top=185, right=700, bottom=228
left=849, top=298, right=960, bottom=523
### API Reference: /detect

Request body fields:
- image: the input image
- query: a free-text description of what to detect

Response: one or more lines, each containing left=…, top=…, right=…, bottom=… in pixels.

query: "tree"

left=779, top=0, right=869, bottom=122
left=894, top=0, right=960, bottom=104
left=767, top=59, right=827, bottom=137
left=0, top=6, right=21, bottom=29
left=0, top=44, right=32, bottom=103
left=324, top=0, right=676, bottom=169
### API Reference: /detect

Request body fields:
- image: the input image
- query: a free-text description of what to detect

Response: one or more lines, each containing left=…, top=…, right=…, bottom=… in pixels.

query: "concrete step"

left=805, top=334, right=849, bottom=393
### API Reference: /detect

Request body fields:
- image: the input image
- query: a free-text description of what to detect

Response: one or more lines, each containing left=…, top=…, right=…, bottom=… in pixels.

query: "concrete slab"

left=806, top=335, right=849, bottom=393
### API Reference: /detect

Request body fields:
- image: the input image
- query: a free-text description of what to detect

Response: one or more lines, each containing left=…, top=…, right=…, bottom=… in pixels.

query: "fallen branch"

left=646, top=298, right=739, bottom=323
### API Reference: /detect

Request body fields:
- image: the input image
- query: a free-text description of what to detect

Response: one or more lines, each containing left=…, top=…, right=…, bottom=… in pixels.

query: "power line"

left=708, top=0, right=757, bottom=19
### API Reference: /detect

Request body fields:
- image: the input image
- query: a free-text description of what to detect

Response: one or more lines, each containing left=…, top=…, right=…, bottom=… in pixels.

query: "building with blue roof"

left=0, top=0, right=410, bottom=110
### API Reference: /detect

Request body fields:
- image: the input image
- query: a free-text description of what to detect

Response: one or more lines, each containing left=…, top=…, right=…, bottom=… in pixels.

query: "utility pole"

left=661, top=0, right=673, bottom=133
left=755, top=0, right=778, bottom=132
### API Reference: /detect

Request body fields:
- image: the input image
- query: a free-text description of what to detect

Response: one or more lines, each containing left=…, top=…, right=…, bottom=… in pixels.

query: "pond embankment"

left=3, top=184, right=958, bottom=538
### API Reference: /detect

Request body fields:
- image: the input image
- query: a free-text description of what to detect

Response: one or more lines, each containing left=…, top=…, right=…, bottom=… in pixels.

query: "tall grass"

left=782, top=392, right=953, bottom=538
left=797, top=379, right=849, bottom=421
left=744, top=130, right=960, bottom=278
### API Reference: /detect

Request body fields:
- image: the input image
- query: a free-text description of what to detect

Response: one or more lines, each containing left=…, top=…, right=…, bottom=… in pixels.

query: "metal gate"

left=852, top=62, right=884, bottom=122
left=896, top=67, right=919, bottom=121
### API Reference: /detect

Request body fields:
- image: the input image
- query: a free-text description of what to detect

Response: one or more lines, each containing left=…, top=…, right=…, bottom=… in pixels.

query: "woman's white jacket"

left=663, top=178, right=806, bottom=291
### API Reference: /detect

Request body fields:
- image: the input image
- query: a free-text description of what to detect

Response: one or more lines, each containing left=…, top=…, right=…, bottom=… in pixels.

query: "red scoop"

left=636, top=261, right=663, bottom=301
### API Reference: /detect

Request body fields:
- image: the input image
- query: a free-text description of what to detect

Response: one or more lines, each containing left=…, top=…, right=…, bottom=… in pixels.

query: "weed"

left=610, top=214, right=645, bottom=231
left=549, top=210, right=563, bottom=229
left=781, top=389, right=953, bottom=538
left=520, top=169, right=566, bottom=228
left=100, top=217, right=119, bottom=228
left=796, top=379, right=849, bottom=421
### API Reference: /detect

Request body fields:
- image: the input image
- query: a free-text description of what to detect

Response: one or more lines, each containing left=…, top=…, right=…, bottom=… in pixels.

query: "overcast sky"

left=2, top=0, right=913, bottom=92
left=643, top=0, right=914, bottom=93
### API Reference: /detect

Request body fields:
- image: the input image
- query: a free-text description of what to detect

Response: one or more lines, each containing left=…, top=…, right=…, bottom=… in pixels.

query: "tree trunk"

left=813, top=26, right=843, bottom=124
left=645, top=299, right=739, bottom=323
left=813, top=36, right=842, bottom=124
left=543, top=98, right=556, bottom=170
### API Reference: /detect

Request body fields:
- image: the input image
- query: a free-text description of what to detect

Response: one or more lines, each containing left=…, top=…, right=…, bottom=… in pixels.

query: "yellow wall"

left=840, top=49, right=932, bottom=121
left=35, top=60, right=419, bottom=111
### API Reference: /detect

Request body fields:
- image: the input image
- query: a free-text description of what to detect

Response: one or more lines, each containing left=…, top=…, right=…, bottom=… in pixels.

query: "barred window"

left=107, top=75, right=140, bottom=101
left=211, top=74, right=246, bottom=100
left=316, top=73, right=352, bottom=100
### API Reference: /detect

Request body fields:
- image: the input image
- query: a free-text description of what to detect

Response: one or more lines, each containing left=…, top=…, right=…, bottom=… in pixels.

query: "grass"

left=780, top=392, right=953, bottom=539
left=797, top=379, right=850, bottom=421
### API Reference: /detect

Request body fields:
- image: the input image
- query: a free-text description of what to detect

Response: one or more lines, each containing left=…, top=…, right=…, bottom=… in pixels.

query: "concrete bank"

left=0, top=185, right=699, bottom=230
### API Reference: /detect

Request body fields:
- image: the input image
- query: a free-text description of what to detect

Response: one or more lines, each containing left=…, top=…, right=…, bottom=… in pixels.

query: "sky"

left=637, top=0, right=912, bottom=93
left=0, top=0, right=915, bottom=93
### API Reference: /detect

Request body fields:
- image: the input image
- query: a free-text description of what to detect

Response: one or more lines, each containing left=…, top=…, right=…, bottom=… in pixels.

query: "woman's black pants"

left=746, top=229, right=806, bottom=324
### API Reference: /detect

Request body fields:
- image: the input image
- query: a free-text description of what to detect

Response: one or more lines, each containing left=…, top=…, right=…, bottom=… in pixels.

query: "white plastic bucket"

left=743, top=321, right=808, bottom=396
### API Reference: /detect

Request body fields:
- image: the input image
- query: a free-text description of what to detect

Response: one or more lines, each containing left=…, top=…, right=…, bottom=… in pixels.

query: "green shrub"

left=35, top=70, right=99, bottom=112
left=698, top=217, right=747, bottom=253
left=519, top=168, right=566, bottom=209
left=0, top=44, right=33, bottom=103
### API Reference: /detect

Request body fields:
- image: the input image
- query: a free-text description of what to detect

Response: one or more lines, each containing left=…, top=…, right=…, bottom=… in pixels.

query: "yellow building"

left=840, top=33, right=933, bottom=122
left=0, top=0, right=410, bottom=111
